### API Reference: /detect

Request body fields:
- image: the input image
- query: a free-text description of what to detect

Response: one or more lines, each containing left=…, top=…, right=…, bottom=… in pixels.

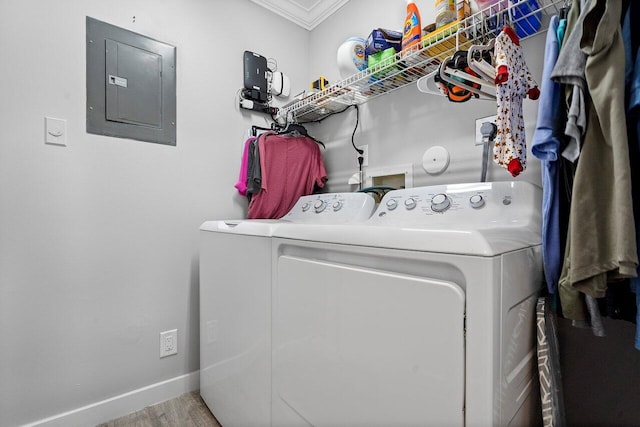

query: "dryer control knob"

left=386, top=199, right=398, bottom=211
left=469, top=194, right=485, bottom=209
left=333, top=201, right=343, bottom=212
left=314, top=200, right=326, bottom=213
left=431, top=193, right=450, bottom=212
left=404, top=198, right=417, bottom=210
left=302, top=202, right=311, bottom=212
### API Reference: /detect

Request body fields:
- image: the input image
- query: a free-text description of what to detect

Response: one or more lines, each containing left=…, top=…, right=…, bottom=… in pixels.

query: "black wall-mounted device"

left=243, top=51, right=268, bottom=101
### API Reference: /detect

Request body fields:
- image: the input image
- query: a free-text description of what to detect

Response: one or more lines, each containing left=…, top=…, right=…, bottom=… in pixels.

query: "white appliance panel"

left=271, top=180, right=543, bottom=426
left=199, top=192, right=375, bottom=426
left=499, top=249, right=544, bottom=426
left=280, top=191, right=376, bottom=223
left=273, top=255, right=465, bottom=426
left=274, top=181, right=542, bottom=256
left=200, top=232, right=271, bottom=427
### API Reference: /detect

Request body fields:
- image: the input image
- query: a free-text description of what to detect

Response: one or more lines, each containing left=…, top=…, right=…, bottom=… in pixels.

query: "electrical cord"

left=294, top=103, right=364, bottom=187
left=350, top=104, right=362, bottom=156
left=297, top=103, right=363, bottom=165
left=348, top=105, right=364, bottom=190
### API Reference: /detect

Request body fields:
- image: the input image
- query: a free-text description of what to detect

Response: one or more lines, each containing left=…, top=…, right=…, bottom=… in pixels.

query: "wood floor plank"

left=96, top=391, right=221, bottom=427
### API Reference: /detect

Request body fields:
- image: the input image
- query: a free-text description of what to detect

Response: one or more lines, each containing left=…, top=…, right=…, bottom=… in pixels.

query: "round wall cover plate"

left=422, top=146, right=450, bottom=175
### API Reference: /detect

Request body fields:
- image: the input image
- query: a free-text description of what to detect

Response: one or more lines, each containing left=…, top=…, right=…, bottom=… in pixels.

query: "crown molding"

left=249, top=0, right=350, bottom=30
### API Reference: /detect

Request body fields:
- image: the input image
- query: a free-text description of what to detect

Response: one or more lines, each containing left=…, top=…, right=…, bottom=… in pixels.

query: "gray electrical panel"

left=86, top=17, right=176, bottom=145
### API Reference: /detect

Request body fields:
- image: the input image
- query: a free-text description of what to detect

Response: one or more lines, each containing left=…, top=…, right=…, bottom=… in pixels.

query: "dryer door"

left=273, top=255, right=466, bottom=426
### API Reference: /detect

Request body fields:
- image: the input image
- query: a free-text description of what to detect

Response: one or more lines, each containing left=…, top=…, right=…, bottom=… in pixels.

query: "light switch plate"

left=45, top=117, right=67, bottom=146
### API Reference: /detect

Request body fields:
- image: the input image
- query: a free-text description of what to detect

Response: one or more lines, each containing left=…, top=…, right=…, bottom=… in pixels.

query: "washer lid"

left=273, top=181, right=542, bottom=256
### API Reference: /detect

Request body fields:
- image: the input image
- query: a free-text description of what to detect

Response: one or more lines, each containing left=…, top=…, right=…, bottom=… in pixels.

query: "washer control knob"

left=404, top=198, right=417, bottom=210
left=314, top=200, right=326, bottom=213
left=332, top=201, right=343, bottom=212
left=301, top=202, right=311, bottom=212
left=431, top=193, right=451, bottom=212
left=469, top=194, right=485, bottom=209
left=386, top=199, right=398, bottom=211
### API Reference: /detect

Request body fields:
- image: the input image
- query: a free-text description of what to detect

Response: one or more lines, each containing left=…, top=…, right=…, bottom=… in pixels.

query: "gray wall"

left=0, top=1, right=309, bottom=425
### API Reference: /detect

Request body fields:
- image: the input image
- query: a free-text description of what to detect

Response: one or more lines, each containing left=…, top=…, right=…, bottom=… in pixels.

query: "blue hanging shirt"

left=531, top=15, right=563, bottom=294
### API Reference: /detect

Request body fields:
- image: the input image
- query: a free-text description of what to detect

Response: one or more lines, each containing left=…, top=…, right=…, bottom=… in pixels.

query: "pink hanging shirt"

left=248, top=133, right=327, bottom=219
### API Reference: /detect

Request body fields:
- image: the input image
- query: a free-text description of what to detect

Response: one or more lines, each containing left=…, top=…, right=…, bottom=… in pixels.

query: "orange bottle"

left=402, top=0, right=422, bottom=54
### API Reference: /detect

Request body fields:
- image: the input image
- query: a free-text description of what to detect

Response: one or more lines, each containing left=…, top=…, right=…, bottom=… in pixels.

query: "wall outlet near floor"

left=160, top=329, right=178, bottom=358
left=475, top=114, right=498, bottom=145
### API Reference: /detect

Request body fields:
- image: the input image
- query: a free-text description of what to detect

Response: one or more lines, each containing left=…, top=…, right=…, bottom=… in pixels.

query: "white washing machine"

left=271, top=181, right=543, bottom=426
left=199, top=192, right=376, bottom=427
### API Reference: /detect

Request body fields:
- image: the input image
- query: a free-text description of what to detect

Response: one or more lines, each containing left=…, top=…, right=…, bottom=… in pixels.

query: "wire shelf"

left=277, top=0, right=564, bottom=123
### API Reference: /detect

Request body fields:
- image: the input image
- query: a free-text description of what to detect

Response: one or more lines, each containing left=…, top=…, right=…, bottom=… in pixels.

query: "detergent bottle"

left=402, top=0, right=422, bottom=54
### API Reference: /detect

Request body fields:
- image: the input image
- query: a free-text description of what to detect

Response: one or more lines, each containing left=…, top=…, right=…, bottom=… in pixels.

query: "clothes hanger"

left=439, top=56, right=496, bottom=100
left=468, top=39, right=496, bottom=82
left=279, top=122, right=308, bottom=136
left=468, top=57, right=496, bottom=82
left=448, top=50, right=495, bottom=87
left=277, top=121, right=326, bottom=149
left=444, top=65, right=495, bottom=89
left=251, top=124, right=279, bottom=137
left=560, top=0, right=571, bottom=18
left=416, top=69, right=448, bottom=96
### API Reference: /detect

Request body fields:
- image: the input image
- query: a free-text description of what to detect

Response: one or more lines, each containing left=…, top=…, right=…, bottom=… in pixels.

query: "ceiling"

left=249, top=0, right=350, bottom=30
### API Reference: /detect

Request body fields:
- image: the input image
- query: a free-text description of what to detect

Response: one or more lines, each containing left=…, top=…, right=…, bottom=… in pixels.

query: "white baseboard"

left=22, top=370, right=200, bottom=427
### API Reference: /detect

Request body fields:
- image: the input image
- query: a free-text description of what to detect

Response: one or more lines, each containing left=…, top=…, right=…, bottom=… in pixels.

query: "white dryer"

left=199, top=192, right=375, bottom=427
left=271, top=181, right=543, bottom=426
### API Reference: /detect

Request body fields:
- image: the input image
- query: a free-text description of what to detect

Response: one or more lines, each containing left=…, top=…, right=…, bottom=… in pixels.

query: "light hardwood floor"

left=96, top=391, right=221, bottom=427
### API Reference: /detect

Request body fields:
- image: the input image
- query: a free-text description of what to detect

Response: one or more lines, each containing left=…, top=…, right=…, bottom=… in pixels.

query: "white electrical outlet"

left=160, top=329, right=178, bottom=358
left=357, top=144, right=369, bottom=167
left=475, top=114, right=497, bottom=145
